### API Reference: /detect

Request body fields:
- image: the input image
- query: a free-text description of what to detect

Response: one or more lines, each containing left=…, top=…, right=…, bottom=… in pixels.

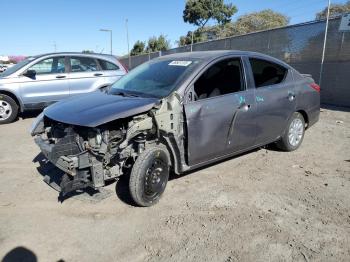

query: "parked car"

left=0, top=65, right=8, bottom=73
left=31, top=51, right=320, bottom=206
left=0, top=52, right=128, bottom=124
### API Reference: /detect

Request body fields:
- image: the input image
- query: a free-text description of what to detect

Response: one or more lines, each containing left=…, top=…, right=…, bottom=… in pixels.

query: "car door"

left=67, top=56, right=105, bottom=97
left=248, top=57, right=296, bottom=145
left=19, top=56, right=69, bottom=108
left=184, top=57, right=257, bottom=166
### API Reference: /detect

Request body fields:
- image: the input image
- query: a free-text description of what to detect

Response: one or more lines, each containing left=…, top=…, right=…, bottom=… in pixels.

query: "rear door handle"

left=288, top=92, right=296, bottom=101
left=56, top=75, right=66, bottom=79
left=94, top=73, right=103, bottom=76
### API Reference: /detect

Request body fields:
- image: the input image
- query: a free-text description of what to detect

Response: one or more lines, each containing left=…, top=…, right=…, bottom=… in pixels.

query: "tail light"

left=119, top=61, right=129, bottom=73
left=309, top=83, right=320, bottom=92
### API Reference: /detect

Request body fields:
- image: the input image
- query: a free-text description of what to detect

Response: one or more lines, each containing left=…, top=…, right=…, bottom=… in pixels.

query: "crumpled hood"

left=44, top=92, right=159, bottom=127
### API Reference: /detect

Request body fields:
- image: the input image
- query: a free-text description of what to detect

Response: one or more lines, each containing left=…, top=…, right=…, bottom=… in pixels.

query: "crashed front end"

left=31, top=112, right=155, bottom=195
left=30, top=89, right=186, bottom=197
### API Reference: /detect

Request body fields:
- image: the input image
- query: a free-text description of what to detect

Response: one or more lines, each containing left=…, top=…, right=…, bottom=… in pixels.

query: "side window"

left=249, top=58, right=287, bottom=88
left=29, top=57, right=66, bottom=74
left=194, top=58, right=244, bottom=100
left=70, top=57, right=98, bottom=72
left=99, top=59, right=119, bottom=71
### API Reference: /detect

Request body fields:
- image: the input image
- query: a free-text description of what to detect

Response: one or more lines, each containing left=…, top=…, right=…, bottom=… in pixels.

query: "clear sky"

left=0, top=0, right=346, bottom=56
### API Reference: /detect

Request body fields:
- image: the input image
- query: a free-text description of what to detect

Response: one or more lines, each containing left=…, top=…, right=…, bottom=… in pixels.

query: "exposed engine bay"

left=31, top=94, right=185, bottom=196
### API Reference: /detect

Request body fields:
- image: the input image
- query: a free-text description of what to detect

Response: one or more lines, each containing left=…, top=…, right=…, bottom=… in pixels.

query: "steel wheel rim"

left=0, top=100, right=12, bottom=121
left=144, top=158, right=168, bottom=199
left=288, top=118, right=303, bottom=146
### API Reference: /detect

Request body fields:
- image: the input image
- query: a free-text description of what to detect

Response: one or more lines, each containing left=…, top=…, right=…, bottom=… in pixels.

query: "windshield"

left=0, top=57, right=36, bottom=77
left=109, top=59, right=200, bottom=98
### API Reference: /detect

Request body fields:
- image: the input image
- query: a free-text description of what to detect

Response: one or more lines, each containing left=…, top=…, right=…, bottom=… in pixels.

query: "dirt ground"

left=0, top=107, right=349, bottom=262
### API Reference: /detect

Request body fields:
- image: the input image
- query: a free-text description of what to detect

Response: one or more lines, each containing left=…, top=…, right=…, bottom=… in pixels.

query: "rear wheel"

left=276, top=112, right=305, bottom=151
left=0, top=94, right=18, bottom=124
left=129, top=145, right=170, bottom=207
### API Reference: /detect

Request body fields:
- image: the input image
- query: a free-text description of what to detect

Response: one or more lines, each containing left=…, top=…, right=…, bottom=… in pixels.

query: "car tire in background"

left=276, top=112, right=305, bottom=151
left=0, top=94, right=18, bottom=124
left=129, top=144, right=170, bottom=207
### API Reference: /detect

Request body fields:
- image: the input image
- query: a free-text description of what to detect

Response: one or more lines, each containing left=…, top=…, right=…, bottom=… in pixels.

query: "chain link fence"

left=120, top=17, right=349, bottom=107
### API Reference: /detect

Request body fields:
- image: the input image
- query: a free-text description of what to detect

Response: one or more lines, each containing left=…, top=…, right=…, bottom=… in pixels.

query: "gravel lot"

left=0, top=108, right=349, bottom=262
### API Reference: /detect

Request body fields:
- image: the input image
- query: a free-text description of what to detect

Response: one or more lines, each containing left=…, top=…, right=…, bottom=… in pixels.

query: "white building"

left=0, top=56, right=9, bottom=62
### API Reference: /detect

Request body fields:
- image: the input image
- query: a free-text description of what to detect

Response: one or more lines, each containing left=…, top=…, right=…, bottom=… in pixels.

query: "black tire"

left=129, top=144, right=170, bottom=207
left=0, top=94, right=18, bottom=124
left=276, top=112, right=305, bottom=151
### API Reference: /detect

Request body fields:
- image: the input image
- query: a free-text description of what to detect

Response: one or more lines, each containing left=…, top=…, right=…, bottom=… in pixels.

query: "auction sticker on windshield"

left=169, top=61, right=192, bottom=66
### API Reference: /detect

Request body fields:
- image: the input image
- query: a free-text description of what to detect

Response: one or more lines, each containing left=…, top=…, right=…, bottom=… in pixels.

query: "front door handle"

left=56, top=75, right=66, bottom=79
left=238, top=103, right=250, bottom=112
left=94, top=73, right=103, bottom=76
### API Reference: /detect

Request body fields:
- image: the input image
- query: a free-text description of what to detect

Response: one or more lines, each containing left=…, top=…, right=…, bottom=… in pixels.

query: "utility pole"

left=319, top=0, right=331, bottom=87
left=126, top=19, right=131, bottom=69
left=191, top=31, right=194, bottom=52
left=53, top=42, right=57, bottom=52
left=100, top=29, right=113, bottom=55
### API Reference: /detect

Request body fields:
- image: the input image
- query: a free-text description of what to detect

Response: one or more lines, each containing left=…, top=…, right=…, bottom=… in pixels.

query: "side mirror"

left=23, top=69, right=36, bottom=78
left=186, top=85, right=196, bottom=102
left=99, top=85, right=111, bottom=93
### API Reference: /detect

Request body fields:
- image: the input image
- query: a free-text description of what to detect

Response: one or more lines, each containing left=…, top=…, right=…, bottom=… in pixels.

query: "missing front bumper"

left=34, top=136, right=105, bottom=195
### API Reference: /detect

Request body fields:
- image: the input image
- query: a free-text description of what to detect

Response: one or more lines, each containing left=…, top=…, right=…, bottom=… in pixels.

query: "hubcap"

left=144, top=158, right=168, bottom=198
left=288, top=118, right=304, bottom=147
left=0, top=100, right=12, bottom=121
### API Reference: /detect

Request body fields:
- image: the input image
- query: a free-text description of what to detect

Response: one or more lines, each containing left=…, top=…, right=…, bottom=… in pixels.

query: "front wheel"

left=129, top=145, right=170, bottom=207
left=276, top=112, right=305, bottom=151
left=0, top=94, right=18, bottom=124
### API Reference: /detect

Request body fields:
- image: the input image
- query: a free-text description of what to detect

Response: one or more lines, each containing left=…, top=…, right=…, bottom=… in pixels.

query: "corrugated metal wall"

left=120, top=17, right=350, bottom=107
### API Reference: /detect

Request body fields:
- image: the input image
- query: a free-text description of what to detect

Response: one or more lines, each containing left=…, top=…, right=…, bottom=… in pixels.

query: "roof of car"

left=157, top=50, right=261, bottom=60
left=31, top=52, right=118, bottom=60
left=156, top=50, right=291, bottom=68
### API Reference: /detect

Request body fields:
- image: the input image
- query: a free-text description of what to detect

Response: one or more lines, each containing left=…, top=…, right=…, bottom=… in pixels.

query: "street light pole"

left=110, top=30, right=113, bottom=55
left=100, top=29, right=113, bottom=55
left=126, top=19, right=131, bottom=69
left=319, top=0, right=331, bottom=87
left=191, top=31, right=194, bottom=52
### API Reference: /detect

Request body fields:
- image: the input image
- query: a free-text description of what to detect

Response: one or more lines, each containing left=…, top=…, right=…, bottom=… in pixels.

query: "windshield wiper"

left=113, top=91, right=139, bottom=97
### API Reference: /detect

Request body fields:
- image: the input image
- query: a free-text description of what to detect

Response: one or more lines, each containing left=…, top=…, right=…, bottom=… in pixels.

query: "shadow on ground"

left=32, top=145, right=269, bottom=206
left=20, top=109, right=43, bottom=120
left=2, top=246, right=37, bottom=262
left=321, top=104, right=350, bottom=112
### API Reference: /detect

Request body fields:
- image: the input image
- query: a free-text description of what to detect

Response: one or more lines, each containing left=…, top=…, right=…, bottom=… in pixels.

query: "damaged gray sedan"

left=31, top=51, right=320, bottom=206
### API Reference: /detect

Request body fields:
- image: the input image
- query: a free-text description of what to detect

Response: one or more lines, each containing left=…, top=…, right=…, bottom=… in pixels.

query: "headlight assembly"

left=29, top=112, right=44, bottom=136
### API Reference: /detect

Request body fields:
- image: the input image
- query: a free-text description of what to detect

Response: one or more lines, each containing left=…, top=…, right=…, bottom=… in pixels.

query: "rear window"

left=70, top=57, right=98, bottom=72
left=249, top=58, right=287, bottom=88
left=99, top=59, right=119, bottom=71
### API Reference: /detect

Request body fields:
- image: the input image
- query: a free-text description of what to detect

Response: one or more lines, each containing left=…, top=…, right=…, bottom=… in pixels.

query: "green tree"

left=146, top=34, right=170, bottom=52
left=82, top=50, right=94, bottom=53
left=177, top=23, right=234, bottom=47
left=130, top=40, right=146, bottom=56
left=177, top=30, right=206, bottom=46
left=232, top=9, right=289, bottom=35
left=183, top=0, right=237, bottom=29
left=201, top=23, right=235, bottom=38
left=316, top=1, right=350, bottom=20
left=178, top=9, right=290, bottom=46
